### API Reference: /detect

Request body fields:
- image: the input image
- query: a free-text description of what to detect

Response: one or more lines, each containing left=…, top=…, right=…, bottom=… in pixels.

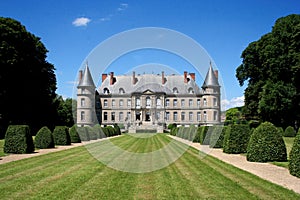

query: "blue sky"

left=1, top=0, right=299, bottom=110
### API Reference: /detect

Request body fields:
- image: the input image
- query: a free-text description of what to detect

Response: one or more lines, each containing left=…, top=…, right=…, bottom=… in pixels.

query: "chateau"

left=77, top=64, right=221, bottom=132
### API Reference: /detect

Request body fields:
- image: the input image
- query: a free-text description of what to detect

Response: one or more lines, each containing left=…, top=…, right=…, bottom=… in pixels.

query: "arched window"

left=188, top=87, right=194, bottom=94
left=103, top=88, right=110, bottom=94
left=119, top=88, right=125, bottom=94
left=136, top=98, right=141, bottom=108
left=146, top=96, right=151, bottom=108
left=80, top=111, right=85, bottom=121
left=81, top=98, right=85, bottom=107
left=173, top=87, right=179, bottom=94
left=156, top=97, right=161, bottom=107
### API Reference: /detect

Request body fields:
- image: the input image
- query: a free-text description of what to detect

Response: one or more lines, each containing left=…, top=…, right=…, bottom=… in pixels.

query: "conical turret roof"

left=78, top=64, right=95, bottom=87
left=202, top=63, right=219, bottom=88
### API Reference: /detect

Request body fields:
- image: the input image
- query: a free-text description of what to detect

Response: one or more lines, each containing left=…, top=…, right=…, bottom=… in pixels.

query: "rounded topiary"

left=35, top=126, right=54, bottom=149
left=107, top=126, right=116, bottom=136
left=289, top=132, right=300, bottom=177
left=223, top=124, right=251, bottom=154
left=247, top=122, right=287, bottom=162
left=114, top=124, right=121, bottom=136
left=86, top=126, right=98, bottom=140
left=199, top=126, right=209, bottom=144
left=53, top=126, right=71, bottom=145
left=277, top=127, right=284, bottom=137
left=77, top=126, right=90, bottom=141
left=210, top=125, right=226, bottom=148
left=284, top=126, right=296, bottom=137
left=4, top=125, right=35, bottom=154
left=69, top=125, right=81, bottom=143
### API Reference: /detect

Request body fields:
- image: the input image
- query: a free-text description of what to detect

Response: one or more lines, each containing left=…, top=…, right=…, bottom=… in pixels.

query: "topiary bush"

left=35, top=126, right=54, bottom=149
left=277, top=127, right=284, bottom=137
left=289, top=131, right=300, bottom=177
left=223, top=124, right=251, bottom=154
left=69, top=125, right=81, bottom=143
left=53, top=126, right=71, bottom=145
left=86, top=126, right=98, bottom=140
left=283, top=126, right=296, bottom=137
left=4, top=125, right=35, bottom=154
left=247, top=122, right=287, bottom=162
left=209, top=125, right=225, bottom=148
left=114, top=124, right=122, bottom=136
left=199, top=126, right=209, bottom=144
left=77, top=126, right=90, bottom=141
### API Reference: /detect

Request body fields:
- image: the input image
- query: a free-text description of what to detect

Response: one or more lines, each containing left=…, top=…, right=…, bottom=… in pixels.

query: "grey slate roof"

left=97, top=73, right=203, bottom=95
left=202, top=64, right=219, bottom=88
left=78, top=64, right=95, bottom=87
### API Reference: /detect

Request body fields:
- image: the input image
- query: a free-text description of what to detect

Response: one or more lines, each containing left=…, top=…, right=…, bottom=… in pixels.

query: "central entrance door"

left=145, top=111, right=151, bottom=121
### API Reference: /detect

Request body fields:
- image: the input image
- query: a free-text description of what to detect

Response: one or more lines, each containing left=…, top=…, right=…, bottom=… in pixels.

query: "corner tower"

left=77, top=64, right=96, bottom=126
left=201, top=63, right=221, bottom=124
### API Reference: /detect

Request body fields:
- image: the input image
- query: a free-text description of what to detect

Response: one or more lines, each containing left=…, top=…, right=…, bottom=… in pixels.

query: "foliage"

left=4, top=125, right=34, bottom=153
left=210, top=125, right=226, bottom=148
left=277, top=127, right=284, bottom=136
left=236, top=14, right=300, bottom=127
left=167, top=123, right=177, bottom=130
left=77, top=126, right=90, bottom=141
left=69, top=125, right=81, bottom=143
left=53, top=126, right=71, bottom=145
left=284, top=126, right=296, bottom=137
left=54, top=96, right=76, bottom=127
left=223, top=124, right=251, bottom=154
left=289, top=130, right=300, bottom=177
left=0, top=17, right=57, bottom=137
left=198, top=126, right=209, bottom=144
left=35, top=126, right=54, bottom=149
left=86, top=126, right=98, bottom=140
left=114, top=124, right=122, bottom=136
left=247, top=122, right=287, bottom=162
left=225, top=107, right=246, bottom=124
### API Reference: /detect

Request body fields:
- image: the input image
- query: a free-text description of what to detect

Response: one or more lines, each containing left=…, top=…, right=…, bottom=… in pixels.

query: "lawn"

left=0, top=134, right=299, bottom=199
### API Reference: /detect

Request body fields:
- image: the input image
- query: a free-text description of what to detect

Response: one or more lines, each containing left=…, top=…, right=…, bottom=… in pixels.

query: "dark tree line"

left=236, top=14, right=300, bottom=128
left=0, top=17, right=75, bottom=138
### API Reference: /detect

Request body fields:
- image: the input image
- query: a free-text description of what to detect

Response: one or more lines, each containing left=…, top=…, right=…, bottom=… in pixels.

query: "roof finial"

left=210, top=60, right=212, bottom=68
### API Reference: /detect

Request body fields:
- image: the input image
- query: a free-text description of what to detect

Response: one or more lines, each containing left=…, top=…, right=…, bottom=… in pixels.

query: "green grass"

left=0, top=134, right=299, bottom=199
left=0, top=139, right=5, bottom=156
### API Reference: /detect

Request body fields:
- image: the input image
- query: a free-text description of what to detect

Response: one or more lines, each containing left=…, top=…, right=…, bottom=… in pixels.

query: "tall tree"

left=0, top=17, right=57, bottom=137
left=236, top=14, right=300, bottom=128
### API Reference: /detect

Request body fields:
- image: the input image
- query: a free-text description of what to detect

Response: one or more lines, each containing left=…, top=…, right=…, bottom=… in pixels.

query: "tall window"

left=81, top=98, right=85, bottom=107
left=166, top=112, right=170, bottom=121
left=181, top=112, right=185, bottom=121
left=204, top=111, right=207, bottom=121
left=189, top=112, right=193, bottom=121
left=136, top=98, right=141, bottom=108
left=203, top=98, right=207, bottom=106
left=104, top=99, right=108, bottom=107
left=197, top=99, right=201, bottom=107
left=111, top=112, right=115, bottom=121
left=166, top=99, right=170, bottom=107
left=156, top=98, right=161, bottom=108
left=127, top=99, right=131, bottom=108
left=213, top=98, right=217, bottom=106
left=127, top=112, right=131, bottom=120
left=181, top=99, right=185, bottom=107
left=104, top=112, right=108, bottom=121
left=197, top=112, right=201, bottom=121
left=173, top=112, right=178, bottom=121
left=146, top=97, right=151, bottom=108
left=80, top=111, right=85, bottom=121
left=119, top=112, right=124, bottom=121
left=119, top=99, right=124, bottom=107
left=189, top=99, right=193, bottom=107
left=214, top=111, right=218, bottom=121
left=112, top=99, right=116, bottom=107
left=156, top=111, right=160, bottom=120
left=173, top=99, right=178, bottom=107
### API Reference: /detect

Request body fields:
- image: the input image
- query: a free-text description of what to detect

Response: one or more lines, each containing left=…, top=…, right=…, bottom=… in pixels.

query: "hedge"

left=247, top=122, right=287, bottom=162
left=223, top=124, right=251, bottom=154
left=284, top=126, right=296, bottom=137
left=277, top=127, right=284, bottom=137
left=53, top=126, right=71, bottom=145
left=199, top=126, right=209, bottom=144
left=86, top=126, right=98, bottom=140
left=209, top=125, right=225, bottom=148
left=4, top=125, right=35, bottom=154
left=289, top=129, right=300, bottom=177
left=35, top=126, right=54, bottom=149
left=77, top=126, right=90, bottom=141
left=69, top=125, right=81, bottom=143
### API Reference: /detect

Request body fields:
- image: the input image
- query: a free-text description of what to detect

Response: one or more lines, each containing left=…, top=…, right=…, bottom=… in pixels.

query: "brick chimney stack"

left=102, top=73, right=107, bottom=83
left=214, top=70, right=218, bottom=79
left=132, top=71, right=136, bottom=85
left=189, top=73, right=195, bottom=81
left=110, top=72, right=114, bottom=85
left=162, top=71, right=165, bottom=84
left=79, top=70, right=83, bottom=82
left=184, top=71, right=188, bottom=83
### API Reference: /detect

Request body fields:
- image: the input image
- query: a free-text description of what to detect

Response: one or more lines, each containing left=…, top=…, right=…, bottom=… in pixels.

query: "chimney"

left=214, top=70, right=218, bottom=79
left=162, top=71, right=165, bottom=84
left=189, top=73, right=195, bottom=81
left=184, top=71, right=188, bottom=83
left=132, top=71, right=136, bottom=85
left=102, top=73, right=107, bottom=83
left=79, top=70, right=83, bottom=82
left=110, top=72, right=114, bottom=85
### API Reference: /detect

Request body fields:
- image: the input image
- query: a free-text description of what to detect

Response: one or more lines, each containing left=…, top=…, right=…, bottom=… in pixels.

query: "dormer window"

left=103, top=88, right=110, bottom=94
left=173, top=87, right=179, bottom=94
left=119, top=88, right=125, bottom=94
left=188, top=87, right=194, bottom=94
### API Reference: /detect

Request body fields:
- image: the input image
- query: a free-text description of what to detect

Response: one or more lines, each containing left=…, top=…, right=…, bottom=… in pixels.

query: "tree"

left=236, top=14, right=300, bottom=128
left=0, top=17, right=57, bottom=137
left=55, top=96, right=75, bottom=127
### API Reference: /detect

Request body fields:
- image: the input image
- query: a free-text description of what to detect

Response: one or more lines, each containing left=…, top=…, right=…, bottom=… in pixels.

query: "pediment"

left=143, top=89, right=154, bottom=94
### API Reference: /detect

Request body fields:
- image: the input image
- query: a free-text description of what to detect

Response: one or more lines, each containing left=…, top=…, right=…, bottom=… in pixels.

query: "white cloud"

left=72, top=17, right=91, bottom=27
left=117, top=3, right=128, bottom=11
left=100, top=17, right=111, bottom=22
left=221, top=96, right=244, bottom=111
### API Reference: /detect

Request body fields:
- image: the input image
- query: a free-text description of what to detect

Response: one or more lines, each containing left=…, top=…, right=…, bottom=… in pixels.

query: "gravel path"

left=169, top=135, right=300, bottom=194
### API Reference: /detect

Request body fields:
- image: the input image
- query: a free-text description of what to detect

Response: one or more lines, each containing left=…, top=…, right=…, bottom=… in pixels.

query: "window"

left=119, top=99, right=124, bottom=107
left=112, top=99, right=116, bottom=107
left=189, top=112, right=193, bottom=121
left=181, top=99, right=185, bottom=107
left=166, top=112, right=170, bottom=121
left=156, top=111, right=160, bottom=120
left=189, top=99, right=193, bottom=107
left=197, top=112, right=201, bottom=121
left=103, top=88, right=110, bottom=94
left=203, top=98, right=207, bottom=106
left=197, top=99, right=201, bottom=107
left=104, top=112, right=108, bottom=121
left=166, top=99, right=170, bottom=107
left=214, top=111, right=218, bottom=121
left=127, top=112, right=131, bottom=121
left=173, top=87, right=178, bottom=94
left=173, top=112, right=178, bottom=121
left=156, top=98, right=161, bottom=108
left=181, top=112, right=185, bottom=121
left=173, top=99, right=178, bottom=107
left=146, top=97, right=151, bottom=108
left=119, top=112, right=124, bottom=121
left=119, top=88, right=125, bottom=94
left=81, top=88, right=85, bottom=94
left=213, top=98, right=217, bottom=106
left=127, top=99, right=131, bottom=108
left=136, top=98, right=141, bottom=108
left=204, top=111, right=207, bottom=121
left=81, top=98, right=85, bottom=107
left=104, top=99, right=108, bottom=107
left=80, top=111, right=85, bottom=121
left=188, top=87, right=194, bottom=94
left=111, top=112, right=115, bottom=121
